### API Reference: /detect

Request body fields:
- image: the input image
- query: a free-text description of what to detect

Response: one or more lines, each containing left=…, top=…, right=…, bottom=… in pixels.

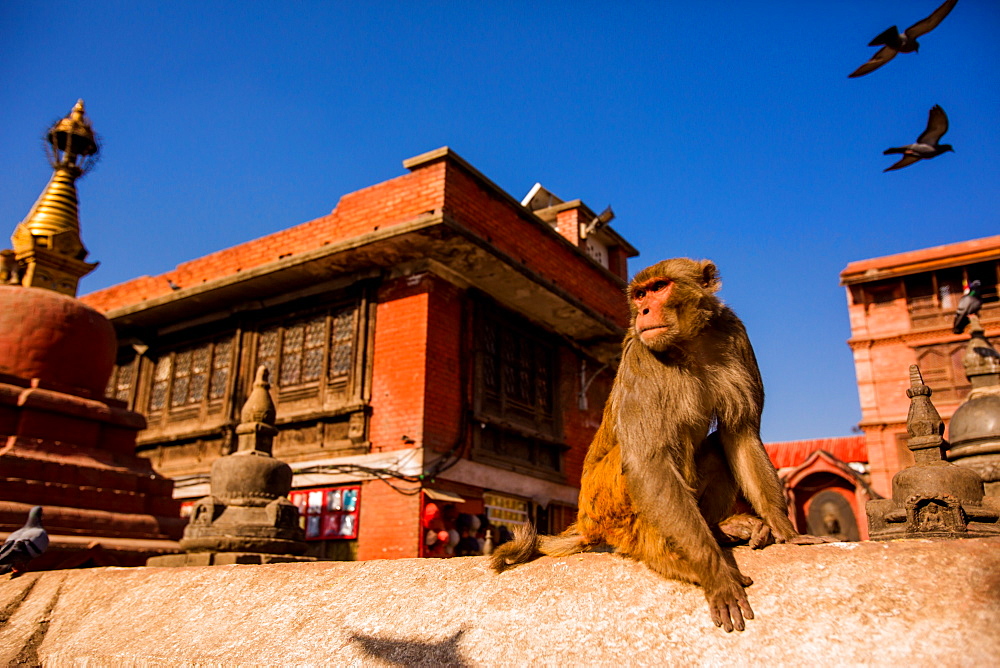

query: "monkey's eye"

left=634, top=289, right=645, bottom=299
left=650, top=280, right=670, bottom=292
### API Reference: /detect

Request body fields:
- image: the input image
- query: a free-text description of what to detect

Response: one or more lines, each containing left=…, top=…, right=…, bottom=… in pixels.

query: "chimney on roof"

left=520, top=183, right=635, bottom=281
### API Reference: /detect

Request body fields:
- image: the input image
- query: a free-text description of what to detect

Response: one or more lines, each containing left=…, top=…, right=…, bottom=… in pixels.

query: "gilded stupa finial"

left=4, top=100, right=100, bottom=296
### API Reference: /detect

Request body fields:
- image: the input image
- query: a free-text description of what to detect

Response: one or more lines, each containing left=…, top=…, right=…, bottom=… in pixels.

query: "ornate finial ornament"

left=45, top=99, right=100, bottom=175
left=866, top=364, right=1000, bottom=540
left=904, top=365, right=947, bottom=464
left=241, top=365, right=278, bottom=428
left=5, top=100, right=100, bottom=296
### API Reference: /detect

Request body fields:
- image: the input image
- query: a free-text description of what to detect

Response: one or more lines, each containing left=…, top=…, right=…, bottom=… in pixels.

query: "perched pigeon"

left=883, top=105, right=954, bottom=172
left=953, top=280, right=982, bottom=334
left=974, top=346, right=1000, bottom=361
left=849, top=0, right=959, bottom=78
left=0, top=506, right=49, bottom=576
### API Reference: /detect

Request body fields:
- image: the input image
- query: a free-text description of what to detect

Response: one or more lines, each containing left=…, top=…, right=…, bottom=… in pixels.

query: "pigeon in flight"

left=883, top=105, right=954, bottom=172
left=952, top=280, right=982, bottom=334
left=849, top=0, right=959, bottom=78
left=0, top=506, right=49, bottom=576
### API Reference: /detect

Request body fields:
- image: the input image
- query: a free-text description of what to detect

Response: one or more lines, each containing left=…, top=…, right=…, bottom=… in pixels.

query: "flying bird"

left=0, top=506, right=49, bottom=576
left=883, top=105, right=954, bottom=172
left=952, top=280, right=982, bottom=334
left=849, top=0, right=959, bottom=78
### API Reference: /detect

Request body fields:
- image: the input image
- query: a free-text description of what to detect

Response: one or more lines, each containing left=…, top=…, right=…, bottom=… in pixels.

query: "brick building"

left=80, top=147, right=638, bottom=560
left=840, top=235, right=1000, bottom=497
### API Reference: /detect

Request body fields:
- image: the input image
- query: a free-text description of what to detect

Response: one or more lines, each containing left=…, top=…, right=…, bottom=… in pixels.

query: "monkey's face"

left=631, top=276, right=681, bottom=351
left=628, top=258, right=722, bottom=353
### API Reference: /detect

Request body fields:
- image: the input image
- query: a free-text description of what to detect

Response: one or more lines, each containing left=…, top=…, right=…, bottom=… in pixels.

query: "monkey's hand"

left=704, top=576, right=754, bottom=633
left=714, top=514, right=775, bottom=549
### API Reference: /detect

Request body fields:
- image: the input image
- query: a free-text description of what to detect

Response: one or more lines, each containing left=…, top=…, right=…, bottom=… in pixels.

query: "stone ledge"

left=1, top=537, right=998, bottom=666
left=146, top=552, right=316, bottom=567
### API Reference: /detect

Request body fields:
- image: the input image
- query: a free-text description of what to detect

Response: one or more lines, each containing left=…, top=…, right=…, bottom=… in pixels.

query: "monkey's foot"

left=704, top=579, right=754, bottom=633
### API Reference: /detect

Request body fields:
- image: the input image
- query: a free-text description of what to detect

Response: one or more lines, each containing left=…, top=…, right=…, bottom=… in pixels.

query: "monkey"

left=492, top=258, right=821, bottom=632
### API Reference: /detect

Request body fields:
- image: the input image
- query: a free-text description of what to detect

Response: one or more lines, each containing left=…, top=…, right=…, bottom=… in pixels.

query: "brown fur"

left=491, top=258, right=803, bottom=632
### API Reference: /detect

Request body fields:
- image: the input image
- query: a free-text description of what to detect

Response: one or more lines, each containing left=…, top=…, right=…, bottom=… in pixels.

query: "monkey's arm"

left=716, top=328, right=800, bottom=543
left=621, top=449, right=754, bottom=632
left=718, top=426, right=798, bottom=542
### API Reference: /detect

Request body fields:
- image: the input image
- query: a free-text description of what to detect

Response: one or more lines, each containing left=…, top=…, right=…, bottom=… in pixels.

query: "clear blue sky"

left=2, top=2, right=998, bottom=442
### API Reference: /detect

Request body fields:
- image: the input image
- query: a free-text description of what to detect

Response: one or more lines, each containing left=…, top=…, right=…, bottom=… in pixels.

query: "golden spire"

left=5, top=100, right=100, bottom=296
left=12, top=166, right=87, bottom=258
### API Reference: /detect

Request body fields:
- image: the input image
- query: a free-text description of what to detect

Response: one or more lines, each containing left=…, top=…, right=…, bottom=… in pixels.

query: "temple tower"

left=1, top=101, right=183, bottom=569
left=3, top=100, right=99, bottom=296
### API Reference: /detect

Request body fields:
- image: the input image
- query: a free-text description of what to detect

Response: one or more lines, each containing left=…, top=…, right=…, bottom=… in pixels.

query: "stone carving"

left=867, top=365, right=1000, bottom=540
left=149, top=366, right=313, bottom=564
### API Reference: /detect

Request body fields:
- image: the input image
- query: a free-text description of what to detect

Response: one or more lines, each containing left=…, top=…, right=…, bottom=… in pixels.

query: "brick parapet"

left=440, top=160, right=628, bottom=328
left=81, top=162, right=447, bottom=313
left=841, top=234, right=1000, bottom=283
left=81, top=150, right=631, bottom=331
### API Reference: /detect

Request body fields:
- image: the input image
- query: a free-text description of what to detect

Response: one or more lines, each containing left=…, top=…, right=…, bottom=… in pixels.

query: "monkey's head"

left=627, top=258, right=722, bottom=352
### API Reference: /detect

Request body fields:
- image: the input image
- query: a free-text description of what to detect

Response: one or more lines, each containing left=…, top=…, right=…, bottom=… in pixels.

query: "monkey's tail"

left=489, top=523, right=592, bottom=573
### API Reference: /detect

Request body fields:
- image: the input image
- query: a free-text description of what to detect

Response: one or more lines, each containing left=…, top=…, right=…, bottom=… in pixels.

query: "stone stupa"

left=149, top=366, right=314, bottom=566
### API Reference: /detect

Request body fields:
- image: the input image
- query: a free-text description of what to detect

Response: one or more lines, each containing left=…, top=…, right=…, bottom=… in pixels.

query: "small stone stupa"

left=866, top=364, right=1000, bottom=540
left=947, top=318, right=1000, bottom=497
left=148, top=366, right=314, bottom=566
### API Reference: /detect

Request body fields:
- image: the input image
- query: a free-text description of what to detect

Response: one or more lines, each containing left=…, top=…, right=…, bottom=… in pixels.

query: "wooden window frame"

left=146, top=335, right=236, bottom=422
left=471, top=299, right=565, bottom=478
left=251, top=299, right=365, bottom=407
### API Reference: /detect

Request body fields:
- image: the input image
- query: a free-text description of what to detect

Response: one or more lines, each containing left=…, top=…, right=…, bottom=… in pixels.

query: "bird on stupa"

left=883, top=105, right=954, bottom=172
left=0, top=506, right=49, bottom=576
left=953, top=280, right=983, bottom=334
left=849, top=0, right=959, bottom=78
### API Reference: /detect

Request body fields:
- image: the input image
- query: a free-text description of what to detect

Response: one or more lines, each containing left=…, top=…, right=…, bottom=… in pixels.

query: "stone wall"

left=2, top=537, right=998, bottom=666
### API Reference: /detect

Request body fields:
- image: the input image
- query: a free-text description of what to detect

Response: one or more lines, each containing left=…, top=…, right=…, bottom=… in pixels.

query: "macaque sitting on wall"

left=492, top=258, right=822, bottom=632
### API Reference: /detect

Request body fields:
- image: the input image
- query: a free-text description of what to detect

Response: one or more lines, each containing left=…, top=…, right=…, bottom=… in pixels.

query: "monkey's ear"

left=700, top=261, right=721, bottom=293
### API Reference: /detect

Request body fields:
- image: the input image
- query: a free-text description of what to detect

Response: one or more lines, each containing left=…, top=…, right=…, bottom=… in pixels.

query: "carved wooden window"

left=479, top=310, right=556, bottom=432
left=329, top=309, right=356, bottom=384
left=148, top=337, right=233, bottom=413
left=865, top=281, right=900, bottom=307
left=474, top=303, right=563, bottom=474
left=106, top=359, right=135, bottom=403
left=255, top=304, right=357, bottom=395
left=541, top=502, right=577, bottom=536
left=916, top=343, right=971, bottom=404
left=905, top=261, right=1000, bottom=329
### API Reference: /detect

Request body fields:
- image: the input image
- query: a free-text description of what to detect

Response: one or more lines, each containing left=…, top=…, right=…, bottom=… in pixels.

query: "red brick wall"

left=557, top=348, right=612, bottom=487
left=555, top=208, right=584, bottom=248
left=356, top=478, right=422, bottom=560
left=441, top=161, right=628, bottom=328
left=369, top=275, right=432, bottom=453
left=422, top=277, right=465, bottom=453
